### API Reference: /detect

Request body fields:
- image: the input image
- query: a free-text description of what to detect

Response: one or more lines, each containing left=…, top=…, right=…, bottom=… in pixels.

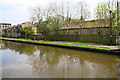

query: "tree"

left=77, top=2, right=90, bottom=21
left=0, top=29, right=3, bottom=35
left=95, top=1, right=120, bottom=45
left=95, top=0, right=120, bottom=28
left=30, top=6, right=47, bottom=35
left=112, top=10, right=120, bottom=33
left=37, top=21, right=49, bottom=36
left=95, top=3, right=110, bottom=27
left=19, top=26, right=35, bottom=37
left=47, top=17, right=61, bottom=34
left=75, top=1, right=90, bottom=28
left=95, top=3, right=110, bottom=44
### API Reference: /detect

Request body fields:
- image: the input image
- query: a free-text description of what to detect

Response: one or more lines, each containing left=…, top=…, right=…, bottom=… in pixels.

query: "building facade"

left=0, top=23, right=11, bottom=30
left=2, top=22, right=36, bottom=37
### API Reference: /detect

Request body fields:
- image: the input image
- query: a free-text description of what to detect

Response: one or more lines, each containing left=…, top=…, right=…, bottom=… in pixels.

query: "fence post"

left=109, top=10, right=113, bottom=46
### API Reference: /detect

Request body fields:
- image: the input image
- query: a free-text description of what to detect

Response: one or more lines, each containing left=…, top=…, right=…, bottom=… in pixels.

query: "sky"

left=0, top=0, right=114, bottom=25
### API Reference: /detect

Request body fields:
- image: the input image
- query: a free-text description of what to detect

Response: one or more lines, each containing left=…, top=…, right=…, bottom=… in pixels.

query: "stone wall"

left=59, top=27, right=116, bottom=45
left=62, top=27, right=116, bottom=35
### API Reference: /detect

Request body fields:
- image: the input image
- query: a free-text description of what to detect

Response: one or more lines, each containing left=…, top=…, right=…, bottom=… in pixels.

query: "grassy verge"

left=1, top=37, right=111, bottom=51
left=55, top=41, right=107, bottom=46
left=39, top=42, right=111, bottom=50
left=2, top=37, right=111, bottom=45
left=2, top=37, right=110, bottom=46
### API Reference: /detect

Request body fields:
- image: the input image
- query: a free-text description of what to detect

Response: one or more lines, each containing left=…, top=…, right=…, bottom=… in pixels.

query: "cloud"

left=0, top=0, right=59, bottom=25
left=0, top=0, right=109, bottom=25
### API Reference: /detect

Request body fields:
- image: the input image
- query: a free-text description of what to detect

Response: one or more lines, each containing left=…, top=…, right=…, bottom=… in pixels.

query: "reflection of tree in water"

left=29, top=46, right=63, bottom=76
left=29, top=50, right=47, bottom=74
left=2, top=41, right=36, bottom=55
left=116, top=56, right=120, bottom=78
left=0, top=41, right=5, bottom=49
left=2, top=41, right=118, bottom=78
left=29, top=46, right=118, bottom=78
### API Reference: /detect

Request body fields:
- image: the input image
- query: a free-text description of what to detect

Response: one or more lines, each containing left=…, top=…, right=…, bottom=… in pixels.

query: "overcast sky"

left=0, top=0, right=116, bottom=25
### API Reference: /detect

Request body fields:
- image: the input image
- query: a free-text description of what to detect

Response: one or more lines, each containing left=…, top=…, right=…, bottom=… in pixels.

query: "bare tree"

left=31, top=6, right=43, bottom=23
left=75, top=1, right=90, bottom=28
left=30, top=6, right=47, bottom=35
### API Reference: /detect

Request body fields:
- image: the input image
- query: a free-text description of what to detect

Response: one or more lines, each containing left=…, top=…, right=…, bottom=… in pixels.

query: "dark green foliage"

left=38, top=21, right=49, bottom=36
left=112, top=10, right=120, bottom=34
left=19, top=26, right=34, bottom=36
left=37, top=17, right=61, bottom=36
left=0, top=29, right=3, bottom=35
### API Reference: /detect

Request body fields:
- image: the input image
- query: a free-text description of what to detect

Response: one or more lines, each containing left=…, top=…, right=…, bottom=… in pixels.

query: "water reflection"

left=1, top=40, right=119, bottom=78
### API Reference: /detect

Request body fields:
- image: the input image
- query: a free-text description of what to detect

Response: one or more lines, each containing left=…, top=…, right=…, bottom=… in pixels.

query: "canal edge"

left=0, top=37, right=120, bottom=55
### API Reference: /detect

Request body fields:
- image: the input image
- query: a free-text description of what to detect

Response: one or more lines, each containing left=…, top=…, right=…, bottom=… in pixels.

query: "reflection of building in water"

left=2, top=41, right=36, bottom=55
left=2, top=41, right=118, bottom=78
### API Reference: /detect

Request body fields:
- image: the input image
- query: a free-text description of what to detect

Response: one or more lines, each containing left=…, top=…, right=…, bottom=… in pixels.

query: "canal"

left=1, top=40, right=119, bottom=78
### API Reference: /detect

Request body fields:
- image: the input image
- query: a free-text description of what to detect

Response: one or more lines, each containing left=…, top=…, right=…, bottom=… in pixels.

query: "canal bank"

left=0, top=37, right=120, bottom=54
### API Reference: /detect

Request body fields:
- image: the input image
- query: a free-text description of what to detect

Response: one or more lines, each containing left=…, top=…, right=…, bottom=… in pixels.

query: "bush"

left=19, top=26, right=35, bottom=37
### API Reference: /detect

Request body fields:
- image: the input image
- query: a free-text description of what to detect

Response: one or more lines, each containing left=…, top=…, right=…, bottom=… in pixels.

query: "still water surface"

left=1, top=40, right=119, bottom=78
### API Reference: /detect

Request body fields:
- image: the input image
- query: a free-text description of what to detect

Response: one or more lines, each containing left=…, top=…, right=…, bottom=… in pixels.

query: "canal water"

left=1, top=40, right=119, bottom=78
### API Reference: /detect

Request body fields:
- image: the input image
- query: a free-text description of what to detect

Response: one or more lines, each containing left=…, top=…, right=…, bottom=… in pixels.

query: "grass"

left=38, top=42, right=111, bottom=50
left=56, top=41, right=107, bottom=46
left=2, top=37, right=108, bottom=46
left=1, top=37, right=111, bottom=51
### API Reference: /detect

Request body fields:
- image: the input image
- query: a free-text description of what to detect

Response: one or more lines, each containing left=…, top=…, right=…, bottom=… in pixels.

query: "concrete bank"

left=1, top=37, right=120, bottom=55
